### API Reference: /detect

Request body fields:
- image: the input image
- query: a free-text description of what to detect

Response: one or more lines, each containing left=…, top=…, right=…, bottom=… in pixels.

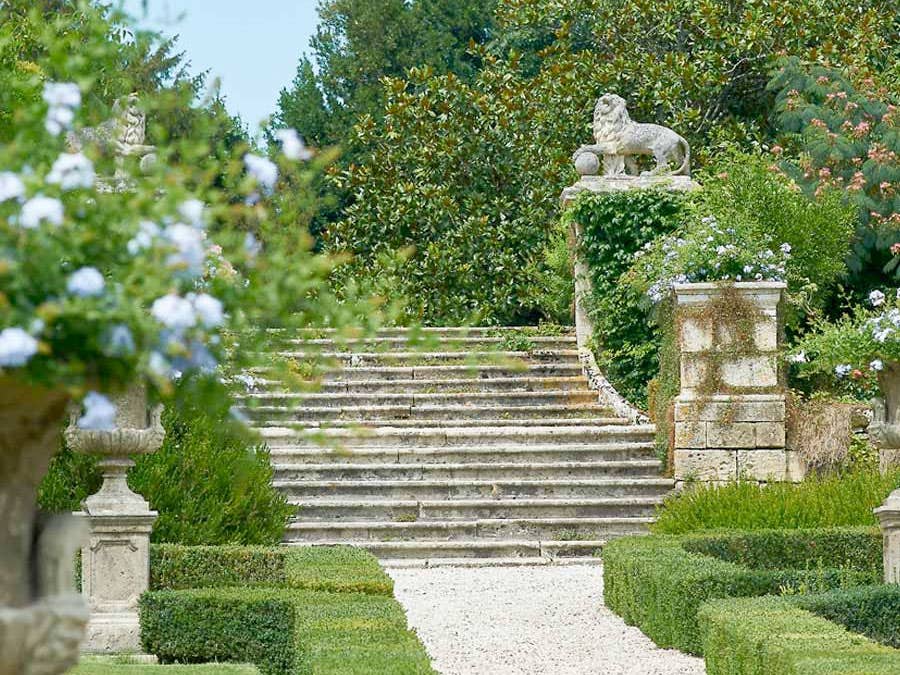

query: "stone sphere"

left=574, top=152, right=600, bottom=176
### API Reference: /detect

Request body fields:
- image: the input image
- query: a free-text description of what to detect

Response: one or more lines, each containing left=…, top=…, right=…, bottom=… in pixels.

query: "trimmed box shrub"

left=798, top=585, right=900, bottom=649
left=150, top=545, right=393, bottom=596
left=603, top=528, right=881, bottom=654
left=140, top=587, right=435, bottom=675
left=699, top=595, right=900, bottom=675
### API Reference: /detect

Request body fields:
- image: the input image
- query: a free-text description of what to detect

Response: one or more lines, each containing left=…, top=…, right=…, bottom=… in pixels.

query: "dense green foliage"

left=799, top=585, right=900, bottom=650
left=699, top=595, right=900, bottom=675
left=39, top=380, right=294, bottom=546
left=570, top=189, right=686, bottom=405
left=652, top=470, right=900, bottom=534
left=324, top=0, right=899, bottom=325
left=603, top=529, right=882, bottom=655
left=274, top=0, right=496, bottom=147
left=150, top=544, right=393, bottom=596
left=140, top=544, right=433, bottom=675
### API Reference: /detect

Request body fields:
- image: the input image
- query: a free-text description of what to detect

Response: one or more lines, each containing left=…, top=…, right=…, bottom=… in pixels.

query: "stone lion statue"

left=68, top=93, right=156, bottom=177
left=572, top=93, right=690, bottom=177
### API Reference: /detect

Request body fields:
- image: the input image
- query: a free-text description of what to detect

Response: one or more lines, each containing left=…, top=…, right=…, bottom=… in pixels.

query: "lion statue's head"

left=592, top=93, right=631, bottom=143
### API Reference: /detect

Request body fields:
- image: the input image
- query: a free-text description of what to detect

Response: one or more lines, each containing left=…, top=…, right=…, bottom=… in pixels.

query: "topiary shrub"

left=798, top=585, right=900, bottom=649
left=699, top=595, right=900, bottom=674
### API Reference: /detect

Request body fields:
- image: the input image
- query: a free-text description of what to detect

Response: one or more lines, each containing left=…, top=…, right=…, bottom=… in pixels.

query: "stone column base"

left=82, top=612, right=141, bottom=654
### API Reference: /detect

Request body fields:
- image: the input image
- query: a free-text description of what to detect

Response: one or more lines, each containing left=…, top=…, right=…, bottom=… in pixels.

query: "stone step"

left=277, top=478, right=673, bottom=500
left=290, top=496, right=663, bottom=521
left=287, top=518, right=647, bottom=545
left=275, top=335, right=577, bottom=352
left=315, top=376, right=592, bottom=394
left=274, top=459, right=664, bottom=481
left=246, top=364, right=586, bottom=384
left=269, top=442, right=658, bottom=465
left=247, top=404, right=618, bottom=424
left=274, top=350, right=581, bottom=366
left=239, top=389, right=598, bottom=408
left=262, top=424, right=656, bottom=449
left=284, top=326, right=574, bottom=339
left=257, top=416, right=630, bottom=429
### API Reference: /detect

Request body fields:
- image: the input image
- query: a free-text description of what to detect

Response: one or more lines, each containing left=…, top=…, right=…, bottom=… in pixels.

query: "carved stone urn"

left=869, top=361, right=900, bottom=472
left=65, top=384, right=163, bottom=653
left=0, top=377, right=89, bottom=675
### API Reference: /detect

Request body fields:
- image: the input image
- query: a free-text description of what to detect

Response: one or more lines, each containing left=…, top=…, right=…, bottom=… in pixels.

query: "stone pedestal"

left=673, top=282, right=796, bottom=485
left=65, top=385, right=163, bottom=654
left=874, top=489, right=900, bottom=583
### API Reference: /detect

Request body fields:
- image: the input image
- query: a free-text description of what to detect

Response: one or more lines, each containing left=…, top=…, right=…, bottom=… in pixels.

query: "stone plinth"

left=874, top=489, right=900, bottom=583
left=673, top=282, right=793, bottom=484
left=65, top=385, right=163, bottom=654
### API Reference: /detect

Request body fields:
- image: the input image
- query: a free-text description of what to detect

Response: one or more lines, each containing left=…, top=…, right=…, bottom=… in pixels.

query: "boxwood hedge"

left=699, top=595, right=900, bottom=675
left=603, top=528, right=882, bottom=655
left=798, top=585, right=900, bottom=649
left=149, top=544, right=393, bottom=596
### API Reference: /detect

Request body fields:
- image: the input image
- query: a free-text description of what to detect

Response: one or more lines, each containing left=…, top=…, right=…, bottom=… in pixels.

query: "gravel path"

left=388, top=564, right=705, bottom=675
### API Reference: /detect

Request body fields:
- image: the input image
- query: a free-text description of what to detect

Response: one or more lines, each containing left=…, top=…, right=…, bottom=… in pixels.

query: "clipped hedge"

left=603, top=529, right=881, bottom=655
left=798, top=585, right=900, bottom=649
left=150, top=545, right=393, bottom=596
left=140, top=588, right=435, bottom=675
left=699, top=595, right=900, bottom=675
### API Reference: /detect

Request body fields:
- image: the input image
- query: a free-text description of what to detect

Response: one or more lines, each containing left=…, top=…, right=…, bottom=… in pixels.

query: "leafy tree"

left=329, top=0, right=899, bottom=325
left=273, top=0, right=497, bottom=147
left=769, top=59, right=900, bottom=292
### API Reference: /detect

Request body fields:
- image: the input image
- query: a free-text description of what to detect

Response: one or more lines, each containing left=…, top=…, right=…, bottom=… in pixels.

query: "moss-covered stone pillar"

left=673, top=281, right=800, bottom=485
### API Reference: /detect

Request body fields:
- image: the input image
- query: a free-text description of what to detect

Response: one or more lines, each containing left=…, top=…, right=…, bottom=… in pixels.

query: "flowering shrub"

left=0, top=5, right=368, bottom=429
left=791, top=288, right=900, bottom=383
left=635, top=215, right=790, bottom=303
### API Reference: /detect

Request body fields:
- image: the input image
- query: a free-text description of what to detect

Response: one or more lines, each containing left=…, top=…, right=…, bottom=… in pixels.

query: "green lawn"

left=69, top=657, right=258, bottom=674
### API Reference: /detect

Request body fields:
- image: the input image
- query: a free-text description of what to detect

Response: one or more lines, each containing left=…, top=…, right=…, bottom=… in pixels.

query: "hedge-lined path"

left=389, top=564, right=704, bottom=675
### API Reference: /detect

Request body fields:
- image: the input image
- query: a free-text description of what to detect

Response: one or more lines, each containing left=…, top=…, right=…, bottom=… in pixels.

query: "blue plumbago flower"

left=151, top=293, right=196, bottom=330
left=178, top=199, right=206, bottom=228
left=20, top=196, right=63, bottom=228
left=870, top=290, right=886, bottom=307
left=191, top=293, right=224, bottom=328
left=67, top=267, right=105, bottom=297
left=104, top=324, right=135, bottom=356
left=0, top=327, right=38, bottom=367
left=243, top=154, right=278, bottom=193
left=164, top=223, right=207, bottom=274
left=244, top=232, right=262, bottom=259
left=871, top=359, right=885, bottom=372
left=46, top=152, right=95, bottom=190
left=0, top=172, right=25, bottom=202
left=127, top=220, right=161, bottom=254
left=77, top=391, right=117, bottom=430
left=835, top=364, right=852, bottom=379
left=43, top=82, right=81, bottom=136
left=275, top=128, right=313, bottom=161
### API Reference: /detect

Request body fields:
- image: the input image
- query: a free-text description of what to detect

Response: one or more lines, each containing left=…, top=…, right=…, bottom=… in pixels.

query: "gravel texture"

left=388, top=564, right=705, bottom=675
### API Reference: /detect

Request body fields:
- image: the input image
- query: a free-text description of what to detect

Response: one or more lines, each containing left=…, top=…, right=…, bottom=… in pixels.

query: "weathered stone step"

left=258, top=416, right=629, bottom=429
left=274, top=459, right=664, bottom=481
left=247, top=404, right=618, bottom=424
left=291, top=496, right=662, bottom=521
left=276, top=335, right=577, bottom=352
left=284, top=326, right=574, bottom=339
left=262, top=424, right=656, bottom=449
left=269, top=441, right=658, bottom=465
left=246, top=364, right=586, bottom=384
left=275, top=350, right=581, bottom=366
left=286, top=518, right=647, bottom=546
left=315, top=376, right=591, bottom=394
left=239, top=389, right=598, bottom=408
left=277, top=478, right=673, bottom=500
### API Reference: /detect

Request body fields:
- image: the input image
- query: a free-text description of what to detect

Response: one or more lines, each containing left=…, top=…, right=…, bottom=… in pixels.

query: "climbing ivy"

left=568, top=189, right=688, bottom=407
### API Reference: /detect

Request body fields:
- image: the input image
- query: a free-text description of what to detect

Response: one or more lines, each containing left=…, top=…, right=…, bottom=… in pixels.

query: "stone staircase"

left=237, top=327, right=672, bottom=565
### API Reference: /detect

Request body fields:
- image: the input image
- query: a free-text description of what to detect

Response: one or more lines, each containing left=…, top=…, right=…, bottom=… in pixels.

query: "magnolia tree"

left=0, top=6, right=377, bottom=670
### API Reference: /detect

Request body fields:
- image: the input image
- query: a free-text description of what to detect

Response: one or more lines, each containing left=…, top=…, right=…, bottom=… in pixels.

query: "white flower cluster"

left=0, top=327, right=39, bottom=368
left=274, top=129, right=313, bottom=161
left=43, top=82, right=81, bottom=136
left=77, top=391, right=117, bottom=430
left=244, top=153, right=278, bottom=193
left=46, top=152, right=95, bottom=191
left=126, top=202, right=215, bottom=277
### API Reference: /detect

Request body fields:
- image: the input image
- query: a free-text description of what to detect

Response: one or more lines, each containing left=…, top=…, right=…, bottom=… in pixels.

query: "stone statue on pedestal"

left=571, top=93, right=691, bottom=178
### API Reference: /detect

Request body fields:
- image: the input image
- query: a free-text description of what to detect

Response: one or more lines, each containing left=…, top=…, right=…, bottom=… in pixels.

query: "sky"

left=124, top=1, right=320, bottom=131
